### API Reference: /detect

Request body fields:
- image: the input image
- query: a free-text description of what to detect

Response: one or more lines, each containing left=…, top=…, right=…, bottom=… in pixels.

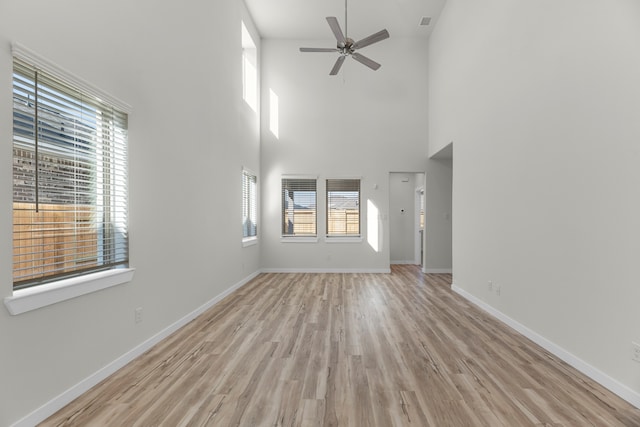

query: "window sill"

left=242, top=237, right=258, bottom=247
left=4, top=268, right=136, bottom=315
left=325, top=236, right=363, bottom=243
left=281, top=236, right=319, bottom=243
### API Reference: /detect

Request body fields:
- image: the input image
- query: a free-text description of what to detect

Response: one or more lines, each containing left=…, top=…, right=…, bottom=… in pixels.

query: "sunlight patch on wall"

left=269, top=89, right=279, bottom=138
left=367, top=199, right=380, bottom=252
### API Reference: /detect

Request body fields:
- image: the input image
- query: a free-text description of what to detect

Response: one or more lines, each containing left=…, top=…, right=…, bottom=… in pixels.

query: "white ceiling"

left=244, top=0, right=447, bottom=40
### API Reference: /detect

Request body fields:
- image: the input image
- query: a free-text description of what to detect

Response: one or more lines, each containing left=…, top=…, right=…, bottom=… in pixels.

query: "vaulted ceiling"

left=244, top=0, right=447, bottom=40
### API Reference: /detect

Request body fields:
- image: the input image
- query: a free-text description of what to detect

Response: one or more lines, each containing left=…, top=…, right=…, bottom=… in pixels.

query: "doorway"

left=423, top=143, right=453, bottom=273
left=389, top=172, right=425, bottom=265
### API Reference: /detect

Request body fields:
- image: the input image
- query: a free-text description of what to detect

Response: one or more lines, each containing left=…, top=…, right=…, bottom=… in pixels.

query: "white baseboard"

left=391, top=260, right=418, bottom=265
left=423, top=268, right=452, bottom=274
left=451, top=284, right=640, bottom=410
left=11, top=270, right=262, bottom=427
left=260, top=268, right=391, bottom=274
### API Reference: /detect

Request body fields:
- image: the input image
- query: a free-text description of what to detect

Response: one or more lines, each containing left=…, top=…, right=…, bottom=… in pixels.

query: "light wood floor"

left=42, top=265, right=640, bottom=426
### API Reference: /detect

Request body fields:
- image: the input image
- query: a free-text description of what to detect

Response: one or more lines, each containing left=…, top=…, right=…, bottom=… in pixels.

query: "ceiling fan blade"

left=326, top=17, right=346, bottom=47
left=353, top=29, right=390, bottom=50
left=300, top=47, right=340, bottom=52
left=352, top=52, right=381, bottom=71
left=329, top=56, right=346, bottom=75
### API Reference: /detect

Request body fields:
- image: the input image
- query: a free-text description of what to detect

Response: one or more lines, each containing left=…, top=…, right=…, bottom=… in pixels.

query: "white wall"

left=424, top=152, right=452, bottom=272
left=0, top=1, right=261, bottom=425
left=260, top=38, right=430, bottom=271
left=429, top=0, right=640, bottom=402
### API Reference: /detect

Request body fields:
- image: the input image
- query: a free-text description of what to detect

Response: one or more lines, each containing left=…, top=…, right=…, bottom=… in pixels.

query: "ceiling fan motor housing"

left=339, top=38, right=355, bottom=55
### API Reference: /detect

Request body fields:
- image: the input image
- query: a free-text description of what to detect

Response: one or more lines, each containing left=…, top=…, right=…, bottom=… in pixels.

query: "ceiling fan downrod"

left=344, top=0, right=348, bottom=39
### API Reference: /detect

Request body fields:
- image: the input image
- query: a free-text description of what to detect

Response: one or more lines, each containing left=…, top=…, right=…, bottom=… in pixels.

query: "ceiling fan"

left=299, top=0, right=390, bottom=75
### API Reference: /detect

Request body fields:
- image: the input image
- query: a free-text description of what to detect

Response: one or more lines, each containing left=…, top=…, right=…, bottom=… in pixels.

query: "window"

left=326, top=179, right=361, bottom=237
left=419, top=189, right=425, bottom=230
left=282, top=178, right=317, bottom=237
left=269, top=89, right=279, bottom=139
left=12, top=52, right=129, bottom=290
left=241, top=21, right=258, bottom=112
left=242, top=169, right=257, bottom=240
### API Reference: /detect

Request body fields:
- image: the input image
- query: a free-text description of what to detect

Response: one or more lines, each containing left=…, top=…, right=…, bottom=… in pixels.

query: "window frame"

left=5, top=43, right=135, bottom=315
left=242, top=167, right=258, bottom=245
left=326, top=178, right=362, bottom=240
left=281, top=176, right=318, bottom=241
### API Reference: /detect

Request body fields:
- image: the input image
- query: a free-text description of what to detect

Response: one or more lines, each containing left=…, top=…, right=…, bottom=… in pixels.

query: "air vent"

left=420, top=16, right=432, bottom=26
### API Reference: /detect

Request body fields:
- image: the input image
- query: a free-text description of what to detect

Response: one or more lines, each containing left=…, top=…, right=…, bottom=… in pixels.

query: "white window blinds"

left=242, top=169, right=257, bottom=238
left=12, top=55, right=129, bottom=289
left=326, top=179, right=361, bottom=237
left=282, top=178, right=317, bottom=236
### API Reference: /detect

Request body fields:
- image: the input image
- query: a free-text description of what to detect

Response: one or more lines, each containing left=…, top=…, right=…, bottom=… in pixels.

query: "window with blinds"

left=282, top=178, right=317, bottom=237
left=12, top=56, right=129, bottom=290
left=326, top=179, right=361, bottom=237
left=242, top=169, right=257, bottom=239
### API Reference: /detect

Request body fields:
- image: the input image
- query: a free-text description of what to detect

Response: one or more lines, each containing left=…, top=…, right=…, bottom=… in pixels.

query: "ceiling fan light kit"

left=299, top=0, right=390, bottom=76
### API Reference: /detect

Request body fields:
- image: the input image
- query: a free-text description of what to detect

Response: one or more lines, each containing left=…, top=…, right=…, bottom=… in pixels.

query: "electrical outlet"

left=495, top=285, right=501, bottom=296
left=488, top=281, right=493, bottom=292
left=632, top=342, right=640, bottom=363
left=135, top=307, right=143, bottom=324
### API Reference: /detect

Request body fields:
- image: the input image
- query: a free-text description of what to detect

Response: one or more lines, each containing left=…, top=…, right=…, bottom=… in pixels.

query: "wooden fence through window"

left=13, top=202, right=98, bottom=284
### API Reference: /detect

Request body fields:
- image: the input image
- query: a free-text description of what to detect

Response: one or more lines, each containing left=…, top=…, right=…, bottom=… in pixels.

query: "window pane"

left=326, top=179, right=361, bottom=237
left=282, top=178, right=316, bottom=236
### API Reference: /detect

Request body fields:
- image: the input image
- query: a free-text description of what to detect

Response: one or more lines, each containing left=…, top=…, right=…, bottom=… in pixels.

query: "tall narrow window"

left=282, top=178, right=317, bottom=237
left=326, top=179, right=361, bottom=237
left=12, top=54, right=129, bottom=290
left=242, top=169, right=257, bottom=240
left=269, top=89, right=279, bottom=139
left=241, top=21, right=258, bottom=112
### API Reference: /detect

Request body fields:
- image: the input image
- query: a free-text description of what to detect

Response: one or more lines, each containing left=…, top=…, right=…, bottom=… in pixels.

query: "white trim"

left=423, top=268, right=453, bottom=274
left=242, top=166, right=257, bottom=177
left=12, top=42, right=132, bottom=113
left=324, top=236, right=363, bottom=243
left=281, top=236, right=318, bottom=243
left=281, top=174, right=318, bottom=180
left=451, top=284, right=640, bottom=410
left=10, top=270, right=262, bottom=427
left=261, top=268, right=391, bottom=274
left=4, top=269, right=136, bottom=315
left=242, top=237, right=258, bottom=247
left=391, top=260, right=418, bottom=265
left=325, top=175, right=363, bottom=180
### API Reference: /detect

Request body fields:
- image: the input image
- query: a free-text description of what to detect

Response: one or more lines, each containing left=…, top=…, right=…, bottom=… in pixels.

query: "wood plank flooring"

left=42, top=265, right=640, bottom=426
